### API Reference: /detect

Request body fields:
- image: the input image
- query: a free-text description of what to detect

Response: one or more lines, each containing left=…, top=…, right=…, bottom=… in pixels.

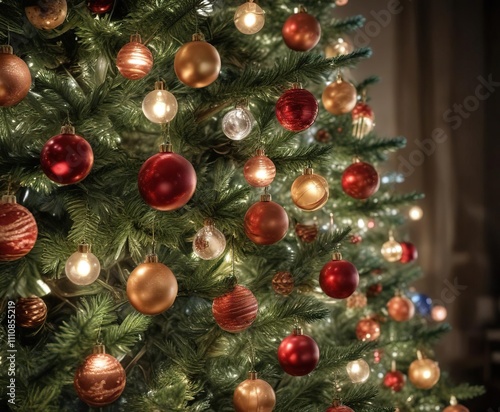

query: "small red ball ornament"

left=400, top=241, right=418, bottom=263
left=326, top=406, right=354, bottom=412
left=243, top=149, right=276, bottom=187
left=138, top=144, right=197, bottom=211
left=352, top=102, right=374, bottom=121
left=383, top=370, right=406, bottom=392
left=278, top=326, right=319, bottom=376
left=74, top=345, right=126, bottom=407
left=356, top=317, right=381, bottom=341
left=319, top=252, right=359, bottom=299
left=244, top=193, right=289, bottom=245
left=0, top=195, right=38, bottom=261
left=40, top=125, right=94, bottom=185
left=212, top=285, right=258, bottom=333
left=0, top=45, right=32, bottom=107
left=275, top=86, right=318, bottom=132
left=341, top=160, right=380, bottom=200
left=282, top=8, right=321, bottom=52
left=387, top=295, right=415, bottom=322
left=87, top=0, right=114, bottom=14
left=116, top=34, right=153, bottom=80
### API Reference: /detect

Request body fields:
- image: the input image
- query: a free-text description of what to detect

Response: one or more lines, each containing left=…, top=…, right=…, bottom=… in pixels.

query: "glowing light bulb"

left=234, top=1, right=265, bottom=35
left=409, top=205, right=424, bottom=220
left=65, top=244, right=101, bottom=285
left=142, top=81, right=178, bottom=124
left=346, top=359, right=370, bottom=383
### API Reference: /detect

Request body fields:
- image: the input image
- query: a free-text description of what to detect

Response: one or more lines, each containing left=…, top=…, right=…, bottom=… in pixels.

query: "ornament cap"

left=60, top=125, right=76, bottom=135
left=391, top=359, right=396, bottom=372
left=92, top=344, right=106, bottom=354
left=296, top=5, right=307, bottom=13
left=0, top=45, right=14, bottom=54
left=255, top=148, right=266, bottom=157
left=292, top=325, right=303, bottom=335
left=416, top=350, right=424, bottom=360
left=160, top=143, right=173, bottom=153
left=248, top=371, right=258, bottom=380
left=203, top=218, right=214, bottom=227
left=144, top=253, right=159, bottom=263
left=450, top=395, right=458, bottom=406
left=191, top=32, right=206, bottom=42
left=78, top=244, right=91, bottom=253
left=1, top=194, right=16, bottom=204
left=129, top=33, right=142, bottom=44
left=304, top=167, right=313, bottom=175
left=260, top=193, right=272, bottom=202
left=332, top=251, right=342, bottom=261
left=154, top=80, right=165, bottom=90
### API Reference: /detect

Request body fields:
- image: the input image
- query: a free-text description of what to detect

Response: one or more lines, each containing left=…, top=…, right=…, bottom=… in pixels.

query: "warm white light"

left=409, top=205, right=423, bottom=221
left=346, top=359, right=370, bottom=383
left=234, top=1, right=265, bottom=35
left=65, top=244, right=101, bottom=285
left=142, top=82, right=178, bottom=124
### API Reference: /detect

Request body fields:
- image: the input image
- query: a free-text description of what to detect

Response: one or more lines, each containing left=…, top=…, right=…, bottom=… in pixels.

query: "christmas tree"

left=0, top=0, right=484, bottom=411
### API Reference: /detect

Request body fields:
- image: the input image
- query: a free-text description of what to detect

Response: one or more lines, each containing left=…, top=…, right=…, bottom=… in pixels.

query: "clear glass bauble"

left=142, top=88, right=178, bottom=124
left=65, top=245, right=101, bottom=285
left=193, top=222, right=227, bottom=260
left=234, top=1, right=265, bottom=35
left=222, top=107, right=254, bottom=140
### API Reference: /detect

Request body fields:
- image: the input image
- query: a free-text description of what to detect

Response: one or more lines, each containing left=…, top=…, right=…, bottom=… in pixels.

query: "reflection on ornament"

left=322, top=76, right=357, bottom=115
left=443, top=396, right=470, bottom=412
left=142, top=81, right=178, bottom=124
left=233, top=371, right=275, bottom=412
left=243, top=149, right=276, bottom=187
left=116, top=34, right=153, bottom=80
left=282, top=7, right=321, bottom=52
left=381, top=232, right=403, bottom=262
left=431, top=305, right=447, bottom=322
left=223, top=107, right=254, bottom=140
left=193, top=220, right=226, bottom=260
left=355, top=317, right=380, bottom=341
left=325, top=36, right=353, bottom=58
left=0, top=45, right=32, bottom=107
left=383, top=369, right=406, bottom=392
left=400, top=241, right=418, bottom=263
left=234, top=1, right=265, bottom=35
left=65, top=244, right=101, bottom=285
left=346, top=359, right=370, bottom=383
left=409, top=205, right=424, bottom=220
left=277, top=326, right=320, bottom=376
left=275, top=85, right=319, bottom=132
left=387, top=295, right=415, bottom=322
left=291, top=168, right=329, bottom=211
left=87, top=0, right=114, bottom=14
left=25, top=0, right=67, bottom=30
left=408, top=351, right=440, bottom=390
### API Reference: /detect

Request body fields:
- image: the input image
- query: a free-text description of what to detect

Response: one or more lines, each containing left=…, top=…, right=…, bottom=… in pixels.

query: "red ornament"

left=138, top=144, right=197, bottom=211
left=0, top=45, right=32, bottom=107
left=0, top=195, right=38, bottom=261
left=243, top=149, right=276, bottom=187
left=400, top=241, right=418, bottom=263
left=341, top=161, right=380, bottom=200
left=116, top=34, right=153, bottom=80
left=383, top=370, right=406, bottom=392
left=373, top=348, right=383, bottom=364
left=40, top=125, right=94, bottom=185
left=367, top=283, right=382, bottom=297
left=350, top=234, right=362, bottom=244
left=278, top=327, right=319, bottom=376
left=275, top=86, right=318, bottom=132
left=326, top=406, right=354, bottom=412
left=295, top=222, right=318, bottom=243
left=282, top=8, right=321, bottom=52
left=87, top=0, right=114, bottom=14
left=352, top=102, right=374, bottom=121
left=387, top=295, right=415, bottom=322
left=319, top=253, right=359, bottom=299
left=212, top=285, right=258, bottom=333
left=355, top=318, right=381, bottom=341
left=244, top=193, right=289, bottom=245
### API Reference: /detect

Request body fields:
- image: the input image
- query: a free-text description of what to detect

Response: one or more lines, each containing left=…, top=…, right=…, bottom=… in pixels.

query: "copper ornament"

left=116, top=34, right=153, bottom=80
left=272, top=271, right=294, bottom=295
left=16, top=296, right=47, bottom=328
left=233, top=371, right=276, bottom=412
left=212, top=285, right=258, bottom=333
left=0, top=46, right=32, bottom=107
left=25, top=0, right=67, bottom=30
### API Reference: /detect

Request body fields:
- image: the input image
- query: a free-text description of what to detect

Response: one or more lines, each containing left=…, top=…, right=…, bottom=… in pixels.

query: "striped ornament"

left=212, top=285, right=258, bottom=333
left=0, top=196, right=38, bottom=261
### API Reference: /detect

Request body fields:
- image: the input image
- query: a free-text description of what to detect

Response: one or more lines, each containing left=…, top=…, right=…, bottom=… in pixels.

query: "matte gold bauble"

left=174, top=33, right=221, bottom=88
left=25, top=0, right=67, bottom=30
left=408, top=354, right=440, bottom=390
left=322, top=77, right=357, bottom=115
left=0, top=45, right=32, bottom=107
left=233, top=371, right=276, bottom=412
left=16, top=296, right=47, bottom=328
left=291, top=167, right=328, bottom=211
left=126, top=254, right=178, bottom=315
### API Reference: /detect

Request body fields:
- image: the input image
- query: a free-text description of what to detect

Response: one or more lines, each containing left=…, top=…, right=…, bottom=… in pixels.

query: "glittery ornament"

left=16, top=296, right=47, bottom=328
left=0, top=45, right=31, bottom=107
left=355, top=317, right=380, bottom=341
left=272, top=271, right=294, bottom=296
left=346, top=291, right=367, bottom=309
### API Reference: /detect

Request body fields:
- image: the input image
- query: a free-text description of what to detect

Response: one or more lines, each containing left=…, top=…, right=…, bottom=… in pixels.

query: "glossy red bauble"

left=212, top=285, right=258, bottom=333
left=87, top=0, right=113, bottom=14
left=138, top=145, right=197, bottom=211
left=244, top=195, right=289, bottom=245
left=341, top=161, right=379, bottom=200
left=383, top=370, right=406, bottom=392
left=352, top=102, right=374, bottom=121
left=319, top=255, right=359, bottom=299
left=275, top=87, right=318, bottom=132
left=40, top=126, right=94, bottom=185
left=282, top=10, right=321, bottom=52
left=400, top=241, right=418, bottom=263
left=278, top=327, right=319, bottom=376
left=0, top=195, right=37, bottom=261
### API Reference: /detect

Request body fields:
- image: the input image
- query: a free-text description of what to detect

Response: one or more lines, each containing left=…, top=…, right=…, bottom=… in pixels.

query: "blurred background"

left=336, top=0, right=500, bottom=409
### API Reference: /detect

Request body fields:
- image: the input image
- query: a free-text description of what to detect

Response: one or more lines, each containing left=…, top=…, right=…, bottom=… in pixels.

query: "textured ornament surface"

left=16, top=296, right=47, bottom=328
left=243, top=154, right=276, bottom=187
left=0, top=201, right=38, bottom=261
left=116, top=41, right=153, bottom=80
left=291, top=172, right=328, bottom=211
left=74, top=353, right=126, bottom=407
left=25, top=0, right=67, bottom=30
left=40, top=133, right=94, bottom=185
left=138, top=151, right=197, bottom=211
left=233, top=376, right=276, bottom=412
left=355, top=318, right=381, bottom=341
left=174, top=40, right=221, bottom=88
left=275, top=88, right=318, bottom=131
left=0, top=51, right=31, bottom=107
left=126, top=261, right=178, bottom=315
left=212, top=285, right=258, bottom=333
left=282, top=12, right=321, bottom=52
left=322, top=79, right=357, bottom=115
left=295, top=222, right=318, bottom=243
left=341, top=161, right=379, bottom=199
left=277, top=331, right=320, bottom=376
left=272, top=271, right=294, bottom=295
left=319, top=259, right=359, bottom=299
left=244, top=200, right=289, bottom=245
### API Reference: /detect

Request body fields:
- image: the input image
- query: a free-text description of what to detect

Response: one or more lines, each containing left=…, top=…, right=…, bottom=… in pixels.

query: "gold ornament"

left=16, top=296, right=47, bottom=328
left=25, top=0, right=67, bottom=30
left=126, top=254, right=178, bottom=315
left=174, top=33, right=221, bottom=88
left=381, top=232, right=403, bottom=262
left=322, top=76, right=357, bottom=115
left=233, top=371, right=276, bottom=412
left=408, top=351, right=440, bottom=390
left=272, top=271, right=294, bottom=295
left=346, top=291, right=367, bottom=309
left=290, top=168, right=329, bottom=211
left=325, top=36, right=353, bottom=58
